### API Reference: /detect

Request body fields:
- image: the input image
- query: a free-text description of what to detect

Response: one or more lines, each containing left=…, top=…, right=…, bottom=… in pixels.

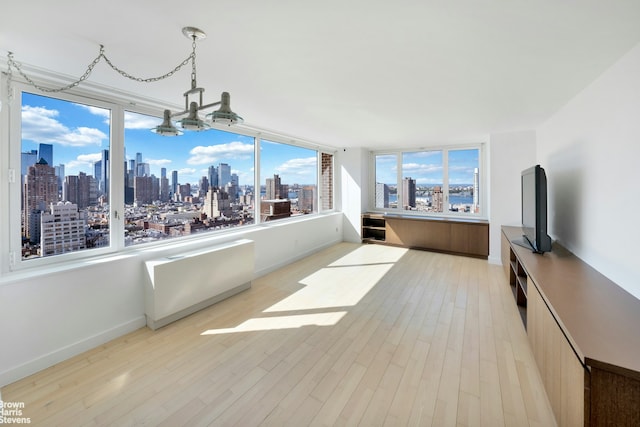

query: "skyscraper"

left=202, top=188, right=231, bottom=219
left=100, top=149, right=109, bottom=199
left=375, top=183, right=389, bottom=208
left=432, top=186, right=443, bottom=212
left=402, top=177, right=416, bottom=210
left=23, top=159, right=58, bottom=243
left=266, top=174, right=284, bottom=200
left=64, top=172, right=94, bottom=209
left=208, top=165, right=218, bottom=188
left=218, top=163, right=231, bottom=188
left=38, top=143, right=53, bottom=166
left=171, top=170, right=178, bottom=196
left=21, top=149, right=38, bottom=175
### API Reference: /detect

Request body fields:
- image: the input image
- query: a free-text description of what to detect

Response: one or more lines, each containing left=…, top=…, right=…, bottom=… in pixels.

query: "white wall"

left=488, top=131, right=537, bottom=263
left=537, top=41, right=640, bottom=299
left=339, top=148, right=369, bottom=243
left=0, top=213, right=343, bottom=386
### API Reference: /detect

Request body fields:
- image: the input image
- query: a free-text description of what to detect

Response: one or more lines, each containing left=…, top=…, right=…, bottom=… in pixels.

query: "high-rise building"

left=375, top=182, right=389, bottom=208
left=21, top=149, right=38, bottom=175
left=64, top=172, right=95, bottom=209
left=199, top=176, right=210, bottom=198
left=202, top=188, right=231, bottom=219
left=136, top=162, right=150, bottom=177
left=23, top=159, right=58, bottom=243
left=218, top=163, right=231, bottom=188
left=40, top=202, right=87, bottom=257
left=100, top=149, right=109, bottom=199
left=160, top=176, right=169, bottom=202
left=300, top=186, right=315, bottom=213
left=171, top=170, right=178, bottom=195
left=178, top=183, right=191, bottom=201
left=161, top=167, right=167, bottom=179
left=134, top=176, right=154, bottom=205
left=135, top=153, right=142, bottom=176
left=432, top=186, right=444, bottom=212
left=265, top=174, right=285, bottom=200
left=402, top=177, right=416, bottom=210
left=208, top=165, right=218, bottom=188
left=54, top=164, right=65, bottom=198
left=38, top=143, right=53, bottom=166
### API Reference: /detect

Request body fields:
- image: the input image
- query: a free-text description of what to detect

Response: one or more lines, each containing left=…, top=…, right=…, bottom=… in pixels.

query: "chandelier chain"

left=6, top=45, right=196, bottom=94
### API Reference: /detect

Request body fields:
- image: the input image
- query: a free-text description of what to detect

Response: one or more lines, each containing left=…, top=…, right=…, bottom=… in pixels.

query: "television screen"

left=521, top=165, right=552, bottom=253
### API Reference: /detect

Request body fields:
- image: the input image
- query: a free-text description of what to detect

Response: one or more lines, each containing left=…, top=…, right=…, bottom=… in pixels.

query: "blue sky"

left=21, top=92, right=318, bottom=188
left=376, top=149, right=479, bottom=186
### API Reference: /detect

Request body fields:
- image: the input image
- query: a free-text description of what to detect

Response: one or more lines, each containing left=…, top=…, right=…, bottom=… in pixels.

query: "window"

left=374, top=154, right=397, bottom=209
left=6, top=81, right=334, bottom=270
left=123, top=112, right=255, bottom=246
left=259, top=139, right=318, bottom=222
left=20, top=92, right=112, bottom=260
left=447, top=148, right=480, bottom=214
left=372, top=145, right=484, bottom=217
left=402, top=150, right=444, bottom=213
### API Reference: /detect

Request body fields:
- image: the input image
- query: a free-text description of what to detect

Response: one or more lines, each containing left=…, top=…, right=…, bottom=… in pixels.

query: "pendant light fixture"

left=6, top=26, right=243, bottom=136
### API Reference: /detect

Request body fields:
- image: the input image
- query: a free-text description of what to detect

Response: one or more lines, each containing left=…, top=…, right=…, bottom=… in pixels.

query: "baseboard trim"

left=0, top=316, right=146, bottom=387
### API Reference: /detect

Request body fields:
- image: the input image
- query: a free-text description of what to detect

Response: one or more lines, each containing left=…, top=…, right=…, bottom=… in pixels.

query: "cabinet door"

left=451, top=223, right=489, bottom=256
left=528, top=283, right=585, bottom=426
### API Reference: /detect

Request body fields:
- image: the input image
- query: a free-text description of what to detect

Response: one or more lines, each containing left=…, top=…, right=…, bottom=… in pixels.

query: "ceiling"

left=2, top=0, right=640, bottom=149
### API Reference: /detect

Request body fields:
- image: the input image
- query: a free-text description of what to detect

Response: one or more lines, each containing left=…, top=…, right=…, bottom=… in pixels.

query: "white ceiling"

left=2, top=0, right=640, bottom=149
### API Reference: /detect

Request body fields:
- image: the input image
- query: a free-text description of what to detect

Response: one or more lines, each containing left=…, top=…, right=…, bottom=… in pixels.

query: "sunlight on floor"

left=200, top=311, right=347, bottom=335
left=201, top=244, right=408, bottom=336
left=266, top=245, right=408, bottom=313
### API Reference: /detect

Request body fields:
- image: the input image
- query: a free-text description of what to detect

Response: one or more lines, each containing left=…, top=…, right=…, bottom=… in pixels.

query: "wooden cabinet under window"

left=502, top=225, right=640, bottom=426
left=361, top=213, right=489, bottom=258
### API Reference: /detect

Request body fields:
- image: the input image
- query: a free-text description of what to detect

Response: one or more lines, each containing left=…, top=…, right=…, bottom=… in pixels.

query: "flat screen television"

left=520, top=165, right=552, bottom=253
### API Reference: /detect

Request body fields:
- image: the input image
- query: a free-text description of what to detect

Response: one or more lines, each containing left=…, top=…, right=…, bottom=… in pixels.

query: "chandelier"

left=5, top=26, right=243, bottom=136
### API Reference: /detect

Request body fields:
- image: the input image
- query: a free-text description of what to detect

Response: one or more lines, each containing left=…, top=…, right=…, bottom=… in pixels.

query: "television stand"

left=502, top=226, right=640, bottom=426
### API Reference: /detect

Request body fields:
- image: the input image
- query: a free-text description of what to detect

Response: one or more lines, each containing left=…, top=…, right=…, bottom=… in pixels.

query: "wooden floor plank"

left=0, top=243, right=555, bottom=426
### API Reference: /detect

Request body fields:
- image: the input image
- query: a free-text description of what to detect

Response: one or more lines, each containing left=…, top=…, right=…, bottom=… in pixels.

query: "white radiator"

left=144, top=239, right=254, bottom=329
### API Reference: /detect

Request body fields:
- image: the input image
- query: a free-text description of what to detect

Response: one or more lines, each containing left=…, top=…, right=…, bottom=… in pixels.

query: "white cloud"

left=187, top=141, right=254, bottom=165
left=76, top=106, right=161, bottom=130
left=124, top=112, right=161, bottom=129
left=178, top=167, right=197, bottom=176
left=22, top=105, right=107, bottom=147
left=65, top=152, right=102, bottom=172
left=276, top=157, right=317, bottom=176
left=146, top=158, right=172, bottom=167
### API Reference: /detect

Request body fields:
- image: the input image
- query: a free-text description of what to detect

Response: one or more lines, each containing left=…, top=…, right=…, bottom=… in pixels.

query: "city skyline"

left=21, top=92, right=318, bottom=187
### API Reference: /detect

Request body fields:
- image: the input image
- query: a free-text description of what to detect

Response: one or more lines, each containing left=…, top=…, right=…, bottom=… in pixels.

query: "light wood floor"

left=2, top=243, right=556, bottom=426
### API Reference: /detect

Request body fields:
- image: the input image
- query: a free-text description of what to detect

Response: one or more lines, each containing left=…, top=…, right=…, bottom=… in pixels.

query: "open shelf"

left=509, top=248, right=528, bottom=329
left=362, top=214, right=386, bottom=242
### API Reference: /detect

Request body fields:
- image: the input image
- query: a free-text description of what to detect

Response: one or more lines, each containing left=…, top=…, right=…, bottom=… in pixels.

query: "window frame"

left=369, top=144, right=486, bottom=219
left=3, top=77, right=335, bottom=273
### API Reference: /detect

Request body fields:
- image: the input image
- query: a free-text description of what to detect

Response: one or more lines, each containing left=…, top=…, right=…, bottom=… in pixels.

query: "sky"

left=21, top=92, right=318, bottom=189
left=375, top=148, right=479, bottom=186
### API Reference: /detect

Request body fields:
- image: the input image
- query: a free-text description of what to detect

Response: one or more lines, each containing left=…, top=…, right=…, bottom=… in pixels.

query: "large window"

left=20, top=92, right=112, bottom=260
left=124, top=111, right=255, bottom=246
left=372, top=146, right=484, bottom=217
left=8, top=84, right=334, bottom=268
left=260, top=139, right=318, bottom=222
